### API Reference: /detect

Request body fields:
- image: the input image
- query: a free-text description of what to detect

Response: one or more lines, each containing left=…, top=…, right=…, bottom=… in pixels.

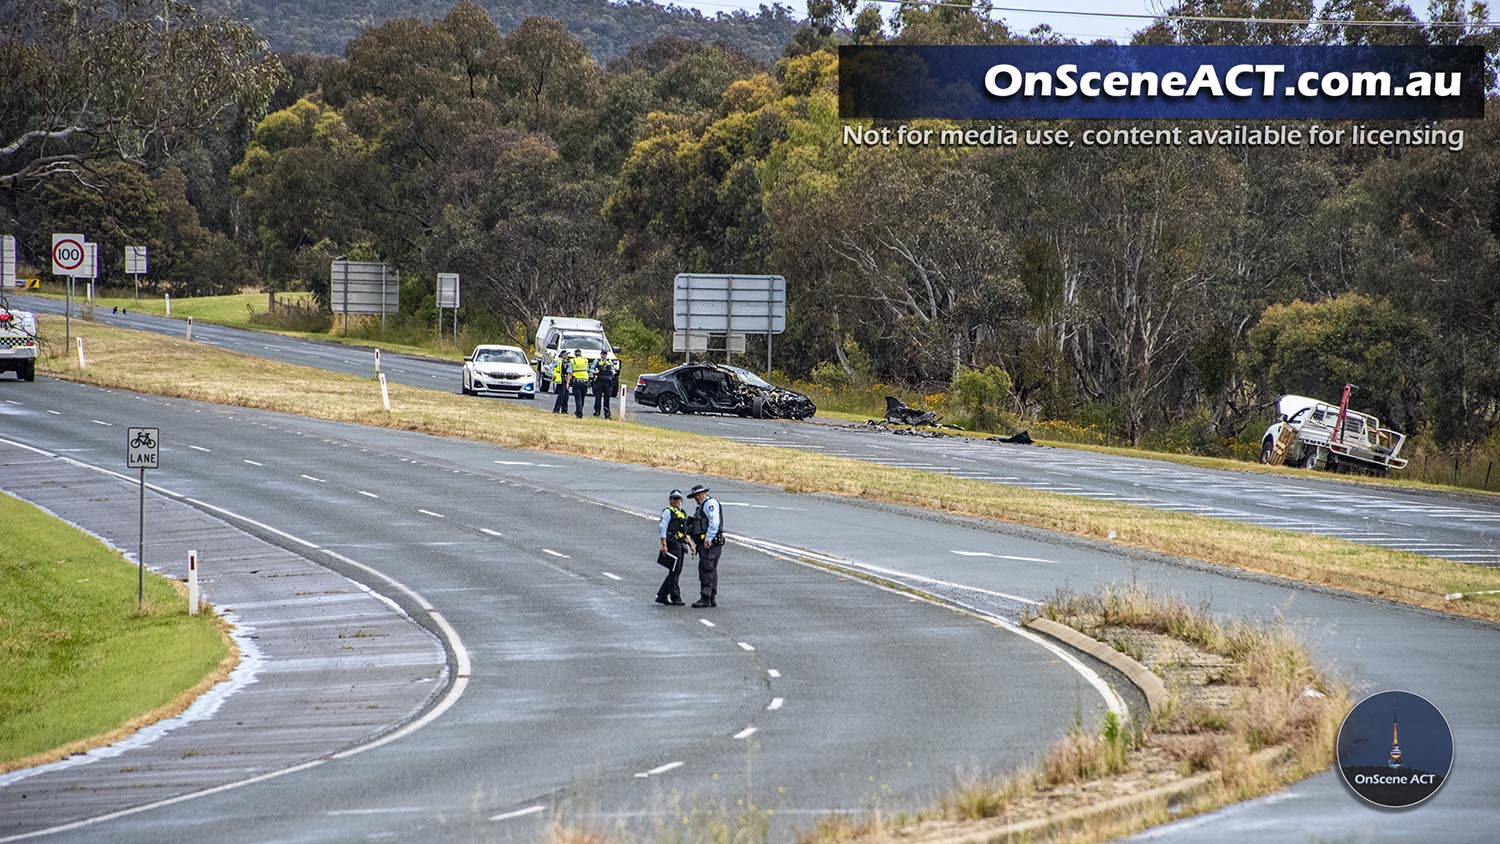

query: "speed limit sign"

left=52, top=233, right=86, bottom=276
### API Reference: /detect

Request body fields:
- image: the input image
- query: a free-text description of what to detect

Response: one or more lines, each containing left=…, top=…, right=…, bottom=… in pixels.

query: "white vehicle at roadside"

left=0, top=303, right=37, bottom=382
left=1260, top=393, right=1407, bottom=476
left=532, top=316, right=614, bottom=394
left=461, top=345, right=536, bottom=399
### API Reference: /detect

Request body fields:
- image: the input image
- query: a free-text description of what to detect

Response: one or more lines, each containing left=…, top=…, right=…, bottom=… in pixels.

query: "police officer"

left=656, top=489, right=691, bottom=605
left=569, top=349, right=590, bottom=417
left=591, top=353, right=618, bottom=419
left=550, top=354, right=568, bottom=414
left=687, top=484, right=723, bottom=608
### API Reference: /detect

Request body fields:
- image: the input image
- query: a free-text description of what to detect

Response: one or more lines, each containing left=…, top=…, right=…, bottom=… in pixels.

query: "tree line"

left=2, top=0, right=1498, bottom=468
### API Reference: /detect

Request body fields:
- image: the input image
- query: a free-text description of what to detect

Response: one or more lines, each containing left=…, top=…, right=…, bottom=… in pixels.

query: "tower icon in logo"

left=1387, top=700, right=1402, bottom=769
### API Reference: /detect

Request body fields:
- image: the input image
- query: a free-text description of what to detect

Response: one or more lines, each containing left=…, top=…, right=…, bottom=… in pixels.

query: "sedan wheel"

left=658, top=393, right=682, bottom=414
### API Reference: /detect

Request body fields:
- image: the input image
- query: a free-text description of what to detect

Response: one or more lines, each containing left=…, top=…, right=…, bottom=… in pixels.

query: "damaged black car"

left=633, top=364, right=816, bottom=419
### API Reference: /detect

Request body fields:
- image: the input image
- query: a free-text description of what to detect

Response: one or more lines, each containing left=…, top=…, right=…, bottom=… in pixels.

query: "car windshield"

left=723, top=366, right=771, bottom=388
left=561, top=335, right=608, bottom=352
left=475, top=349, right=526, bottom=364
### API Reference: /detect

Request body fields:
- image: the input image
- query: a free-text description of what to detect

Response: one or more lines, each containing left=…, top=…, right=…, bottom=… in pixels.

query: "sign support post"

left=127, top=427, right=159, bottom=610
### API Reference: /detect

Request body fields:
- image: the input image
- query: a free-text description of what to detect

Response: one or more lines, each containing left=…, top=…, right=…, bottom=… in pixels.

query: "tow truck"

left=1260, top=385, right=1407, bottom=476
left=0, top=298, right=37, bottom=381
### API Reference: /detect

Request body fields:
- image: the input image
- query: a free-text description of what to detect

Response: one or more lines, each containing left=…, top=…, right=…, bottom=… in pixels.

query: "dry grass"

left=825, top=585, right=1349, bottom=844
left=35, top=320, right=1500, bottom=624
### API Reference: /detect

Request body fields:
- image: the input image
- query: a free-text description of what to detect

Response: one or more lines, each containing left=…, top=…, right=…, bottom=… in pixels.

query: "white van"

left=534, top=316, right=613, bottom=392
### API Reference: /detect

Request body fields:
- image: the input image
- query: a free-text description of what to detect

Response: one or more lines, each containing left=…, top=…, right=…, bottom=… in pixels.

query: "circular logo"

left=1337, top=690, right=1452, bottom=808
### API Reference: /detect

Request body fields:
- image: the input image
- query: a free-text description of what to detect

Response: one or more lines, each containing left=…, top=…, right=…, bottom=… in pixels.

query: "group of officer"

left=549, top=349, right=621, bottom=419
left=657, top=485, right=724, bottom=608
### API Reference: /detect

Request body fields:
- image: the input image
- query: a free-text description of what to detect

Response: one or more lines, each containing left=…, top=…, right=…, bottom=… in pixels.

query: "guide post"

left=127, top=428, right=160, bottom=609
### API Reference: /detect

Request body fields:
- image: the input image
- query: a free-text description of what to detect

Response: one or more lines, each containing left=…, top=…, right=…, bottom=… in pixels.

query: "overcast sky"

left=667, top=1, right=1163, bottom=43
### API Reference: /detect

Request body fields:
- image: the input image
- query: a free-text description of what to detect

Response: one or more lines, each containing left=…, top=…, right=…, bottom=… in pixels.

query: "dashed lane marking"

left=91, top=419, right=112, bottom=426
left=733, top=726, right=757, bottom=740
left=242, top=459, right=262, bottom=466
left=699, top=618, right=715, bottom=628
left=489, top=805, right=546, bottom=823
left=189, top=445, right=211, bottom=452
left=738, top=642, right=755, bottom=652
left=300, top=474, right=326, bottom=483
left=417, top=509, right=445, bottom=518
left=542, top=548, right=568, bottom=558
left=46, top=410, right=61, bottom=415
left=480, top=528, right=503, bottom=537
left=767, top=698, right=784, bottom=711
left=602, top=571, right=623, bottom=581
left=357, top=490, right=380, bottom=498
left=767, top=669, right=780, bottom=679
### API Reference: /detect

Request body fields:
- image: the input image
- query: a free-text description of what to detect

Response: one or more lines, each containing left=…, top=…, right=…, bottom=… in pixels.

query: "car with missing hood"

left=461, top=344, right=536, bottom=399
left=633, top=364, right=815, bottom=419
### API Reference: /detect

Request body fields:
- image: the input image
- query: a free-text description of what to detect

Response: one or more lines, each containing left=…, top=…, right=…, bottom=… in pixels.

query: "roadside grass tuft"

left=0, top=493, right=234, bottom=771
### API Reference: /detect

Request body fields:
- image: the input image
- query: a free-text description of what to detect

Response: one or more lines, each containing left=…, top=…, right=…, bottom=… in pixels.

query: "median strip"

left=33, top=320, right=1500, bottom=623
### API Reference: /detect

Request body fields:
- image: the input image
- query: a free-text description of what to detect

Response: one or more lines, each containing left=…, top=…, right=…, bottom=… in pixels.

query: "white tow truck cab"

left=0, top=303, right=37, bottom=382
left=533, top=316, right=615, bottom=393
left=1260, top=393, right=1407, bottom=476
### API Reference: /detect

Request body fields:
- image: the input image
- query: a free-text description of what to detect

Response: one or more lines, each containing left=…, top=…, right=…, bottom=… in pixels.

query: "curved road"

left=13, top=294, right=1499, bottom=567
left=0, top=377, right=1495, bottom=842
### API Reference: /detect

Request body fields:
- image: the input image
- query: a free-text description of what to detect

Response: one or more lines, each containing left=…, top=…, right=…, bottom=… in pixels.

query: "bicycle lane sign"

left=127, top=427, right=159, bottom=469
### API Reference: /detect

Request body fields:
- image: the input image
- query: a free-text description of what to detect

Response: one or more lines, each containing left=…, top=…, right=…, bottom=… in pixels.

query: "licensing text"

left=983, top=64, right=1463, bottom=100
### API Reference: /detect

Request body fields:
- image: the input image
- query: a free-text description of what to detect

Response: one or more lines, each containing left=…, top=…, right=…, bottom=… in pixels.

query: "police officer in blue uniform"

left=688, top=484, right=723, bottom=608
left=656, top=489, right=691, bottom=605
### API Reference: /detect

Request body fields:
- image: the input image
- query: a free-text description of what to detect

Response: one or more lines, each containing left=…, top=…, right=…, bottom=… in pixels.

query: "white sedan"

left=461, top=345, right=536, bottom=399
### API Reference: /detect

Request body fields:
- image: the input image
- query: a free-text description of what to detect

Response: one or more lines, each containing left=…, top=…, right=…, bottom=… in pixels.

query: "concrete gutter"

left=1025, top=616, right=1170, bottom=716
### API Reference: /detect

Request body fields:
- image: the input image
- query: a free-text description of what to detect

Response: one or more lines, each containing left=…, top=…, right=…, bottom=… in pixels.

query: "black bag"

left=656, top=549, right=678, bottom=569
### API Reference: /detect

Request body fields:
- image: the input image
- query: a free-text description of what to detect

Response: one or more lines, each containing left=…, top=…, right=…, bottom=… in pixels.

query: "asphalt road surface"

left=13, top=294, right=1498, bottom=567
left=0, top=377, right=1496, bottom=843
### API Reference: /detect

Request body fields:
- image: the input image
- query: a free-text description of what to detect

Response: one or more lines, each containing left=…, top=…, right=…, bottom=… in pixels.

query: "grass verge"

left=0, top=493, right=235, bottom=772
left=34, top=319, right=1500, bottom=623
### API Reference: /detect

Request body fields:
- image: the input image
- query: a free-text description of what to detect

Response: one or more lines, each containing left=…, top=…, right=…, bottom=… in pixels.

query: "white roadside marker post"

left=379, top=371, right=391, bottom=411
left=374, top=348, right=381, bottom=374
left=185, top=316, right=193, bottom=341
left=619, top=384, right=628, bottom=421
left=188, top=549, right=199, bottom=615
left=76, top=337, right=86, bottom=369
left=165, top=293, right=171, bottom=316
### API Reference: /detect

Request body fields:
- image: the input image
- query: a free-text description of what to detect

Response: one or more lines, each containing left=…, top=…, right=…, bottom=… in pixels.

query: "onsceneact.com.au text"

left=983, top=63, right=1463, bottom=100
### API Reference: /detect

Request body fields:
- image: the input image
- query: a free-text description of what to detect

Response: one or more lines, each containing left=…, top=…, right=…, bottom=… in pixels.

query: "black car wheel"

left=658, top=393, right=682, bottom=414
left=1259, top=438, right=1273, bottom=464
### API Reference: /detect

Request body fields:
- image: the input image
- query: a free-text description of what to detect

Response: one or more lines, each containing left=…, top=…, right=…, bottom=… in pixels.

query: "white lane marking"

left=644, top=761, right=684, bottom=776
left=493, top=460, right=534, bottom=466
left=699, top=618, right=715, bottom=628
left=3, top=400, right=18, bottom=405
left=767, top=669, right=780, bottom=679
left=479, top=528, right=503, bottom=537
left=91, top=419, right=112, bottom=426
left=767, top=697, right=784, bottom=711
left=489, top=805, right=546, bottom=823
left=242, top=459, right=262, bottom=466
left=418, top=509, right=445, bottom=519
left=300, top=474, right=326, bottom=483
left=0, top=472, right=469, bottom=843
left=326, top=808, right=424, bottom=816
left=733, top=726, right=758, bottom=740
left=46, top=410, right=61, bottom=415
left=737, top=642, right=755, bottom=652
left=357, top=490, right=380, bottom=498
left=951, top=550, right=1056, bottom=563
left=188, top=445, right=211, bottom=452
left=542, top=548, right=568, bottom=558
left=602, top=571, right=623, bottom=581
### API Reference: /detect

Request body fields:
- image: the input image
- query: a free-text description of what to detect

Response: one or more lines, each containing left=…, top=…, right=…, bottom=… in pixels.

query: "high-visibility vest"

left=551, top=358, right=565, bottom=381
left=665, top=506, right=688, bottom=539
left=570, top=355, right=590, bottom=380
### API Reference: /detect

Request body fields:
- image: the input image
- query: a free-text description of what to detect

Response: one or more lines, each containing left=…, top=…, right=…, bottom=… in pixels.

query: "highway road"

left=0, top=377, right=1496, bottom=843
left=13, top=293, right=1499, bottom=568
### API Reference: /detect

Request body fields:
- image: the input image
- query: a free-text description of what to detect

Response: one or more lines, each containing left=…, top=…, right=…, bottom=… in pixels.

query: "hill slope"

left=205, top=0, right=801, bottom=62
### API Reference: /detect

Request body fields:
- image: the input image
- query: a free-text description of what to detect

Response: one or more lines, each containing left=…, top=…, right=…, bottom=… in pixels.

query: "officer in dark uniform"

left=656, top=489, right=691, bottom=605
left=688, top=484, right=723, bottom=608
left=550, top=354, right=568, bottom=414
left=591, top=354, right=619, bottom=419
